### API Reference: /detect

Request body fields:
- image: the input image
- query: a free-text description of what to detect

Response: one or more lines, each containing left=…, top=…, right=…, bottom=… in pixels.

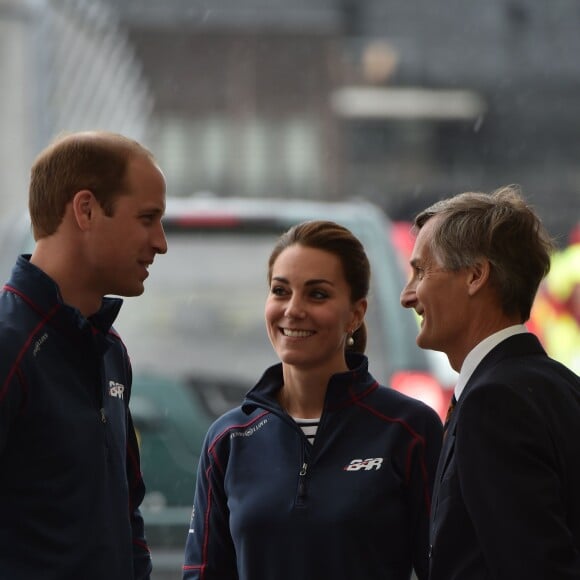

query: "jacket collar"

left=242, top=352, right=377, bottom=414
left=6, top=254, right=122, bottom=334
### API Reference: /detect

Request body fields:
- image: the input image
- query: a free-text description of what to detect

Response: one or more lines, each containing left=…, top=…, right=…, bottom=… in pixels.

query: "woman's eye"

left=271, top=286, right=286, bottom=296
left=311, top=289, right=328, bottom=299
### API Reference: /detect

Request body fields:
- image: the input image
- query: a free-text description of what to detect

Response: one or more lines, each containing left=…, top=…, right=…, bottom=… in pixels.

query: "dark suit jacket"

left=429, top=333, right=580, bottom=580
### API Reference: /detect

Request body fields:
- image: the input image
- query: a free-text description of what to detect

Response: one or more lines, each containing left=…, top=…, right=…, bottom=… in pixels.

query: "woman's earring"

left=347, top=335, right=355, bottom=346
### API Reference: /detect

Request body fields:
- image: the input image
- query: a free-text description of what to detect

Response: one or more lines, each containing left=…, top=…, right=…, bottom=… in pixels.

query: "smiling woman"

left=182, top=218, right=443, bottom=580
left=265, top=243, right=366, bottom=399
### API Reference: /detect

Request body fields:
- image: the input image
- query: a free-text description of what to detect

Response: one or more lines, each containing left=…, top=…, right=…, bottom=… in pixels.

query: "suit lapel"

left=432, top=403, right=459, bottom=498
left=432, top=333, right=546, bottom=495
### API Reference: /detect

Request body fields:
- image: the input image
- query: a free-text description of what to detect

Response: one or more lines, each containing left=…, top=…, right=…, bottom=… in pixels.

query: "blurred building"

left=96, top=0, right=342, bottom=204
left=0, top=0, right=152, bottom=216
left=98, top=0, right=580, bottom=242
left=2, top=0, right=579, bottom=241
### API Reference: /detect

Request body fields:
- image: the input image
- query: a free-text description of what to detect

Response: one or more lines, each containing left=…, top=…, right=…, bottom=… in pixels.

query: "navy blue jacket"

left=183, top=353, right=442, bottom=580
left=0, top=256, right=151, bottom=579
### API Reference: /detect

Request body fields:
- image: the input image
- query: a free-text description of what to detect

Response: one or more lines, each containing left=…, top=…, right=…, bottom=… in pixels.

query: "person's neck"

left=30, top=242, right=101, bottom=318
left=279, top=362, right=348, bottom=418
left=279, top=384, right=324, bottom=418
left=450, top=317, right=524, bottom=372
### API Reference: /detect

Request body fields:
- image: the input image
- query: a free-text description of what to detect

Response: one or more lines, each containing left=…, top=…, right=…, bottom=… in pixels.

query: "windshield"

left=115, top=230, right=390, bottom=386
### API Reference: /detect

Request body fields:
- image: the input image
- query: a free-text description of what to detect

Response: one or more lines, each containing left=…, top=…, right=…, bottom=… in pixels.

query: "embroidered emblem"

left=344, top=458, right=384, bottom=471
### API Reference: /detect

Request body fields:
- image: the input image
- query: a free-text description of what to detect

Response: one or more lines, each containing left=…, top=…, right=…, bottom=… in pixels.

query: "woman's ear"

left=351, top=297, right=368, bottom=329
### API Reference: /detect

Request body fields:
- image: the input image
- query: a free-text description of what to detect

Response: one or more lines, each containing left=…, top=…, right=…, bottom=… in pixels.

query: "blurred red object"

left=390, top=220, right=415, bottom=269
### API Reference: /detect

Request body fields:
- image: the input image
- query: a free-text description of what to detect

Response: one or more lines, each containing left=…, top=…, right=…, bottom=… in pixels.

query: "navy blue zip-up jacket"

left=183, top=353, right=443, bottom=580
left=0, top=256, right=152, bottom=579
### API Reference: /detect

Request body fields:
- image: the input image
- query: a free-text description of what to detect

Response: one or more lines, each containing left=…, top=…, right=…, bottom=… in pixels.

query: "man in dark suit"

left=400, top=184, right=580, bottom=579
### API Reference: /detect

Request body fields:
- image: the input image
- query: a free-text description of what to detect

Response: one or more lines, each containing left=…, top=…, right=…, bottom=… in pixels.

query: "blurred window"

left=116, top=228, right=390, bottom=385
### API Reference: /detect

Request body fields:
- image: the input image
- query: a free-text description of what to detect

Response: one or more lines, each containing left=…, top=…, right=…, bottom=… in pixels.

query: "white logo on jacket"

left=230, top=418, right=269, bottom=439
left=344, top=458, right=384, bottom=471
left=108, top=381, right=125, bottom=399
left=33, top=333, right=48, bottom=356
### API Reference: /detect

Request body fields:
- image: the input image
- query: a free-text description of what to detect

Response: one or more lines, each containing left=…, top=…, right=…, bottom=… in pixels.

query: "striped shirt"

left=292, top=417, right=320, bottom=445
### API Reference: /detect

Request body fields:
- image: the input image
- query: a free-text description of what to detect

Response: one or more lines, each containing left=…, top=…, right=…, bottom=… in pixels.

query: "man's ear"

left=467, top=258, right=491, bottom=296
left=71, top=190, right=96, bottom=231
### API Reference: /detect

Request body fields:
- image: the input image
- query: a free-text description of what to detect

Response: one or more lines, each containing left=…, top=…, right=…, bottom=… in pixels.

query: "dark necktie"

left=443, top=394, right=457, bottom=437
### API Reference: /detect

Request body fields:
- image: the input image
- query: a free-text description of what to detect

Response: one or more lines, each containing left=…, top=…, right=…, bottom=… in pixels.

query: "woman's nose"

left=285, top=295, right=306, bottom=318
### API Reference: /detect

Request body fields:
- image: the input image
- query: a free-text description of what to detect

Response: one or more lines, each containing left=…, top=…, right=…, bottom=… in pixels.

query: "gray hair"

left=413, top=184, right=554, bottom=321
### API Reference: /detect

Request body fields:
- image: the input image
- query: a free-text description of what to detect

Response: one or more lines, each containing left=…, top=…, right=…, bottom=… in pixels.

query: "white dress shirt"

left=455, top=324, right=528, bottom=400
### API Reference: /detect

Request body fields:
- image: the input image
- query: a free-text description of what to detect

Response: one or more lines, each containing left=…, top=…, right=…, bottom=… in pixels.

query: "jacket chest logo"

left=108, top=381, right=125, bottom=400
left=344, top=457, right=384, bottom=471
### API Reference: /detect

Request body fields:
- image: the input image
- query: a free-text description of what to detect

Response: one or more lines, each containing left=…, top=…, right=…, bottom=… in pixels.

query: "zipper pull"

left=297, top=462, right=308, bottom=503
left=100, top=408, right=107, bottom=424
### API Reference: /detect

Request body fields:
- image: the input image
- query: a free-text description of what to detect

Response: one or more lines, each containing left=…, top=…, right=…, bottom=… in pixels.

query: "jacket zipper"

left=261, top=401, right=314, bottom=507
left=97, top=352, right=107, bottom=425
left=296, top=461, right=308, bottom=506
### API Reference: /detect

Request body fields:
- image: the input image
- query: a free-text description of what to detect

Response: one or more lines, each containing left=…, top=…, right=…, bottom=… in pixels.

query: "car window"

left=115, top=227, right=392, bottom=389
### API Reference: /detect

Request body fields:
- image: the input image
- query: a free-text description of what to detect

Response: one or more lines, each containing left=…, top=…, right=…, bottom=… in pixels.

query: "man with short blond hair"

left=0, top=131, right=167, bottom=579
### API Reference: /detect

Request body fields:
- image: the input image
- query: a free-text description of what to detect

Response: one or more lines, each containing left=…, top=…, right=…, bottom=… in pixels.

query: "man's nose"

left=400, top=283, right=416, bottom=309
left=153, top=222, right=168, bottom=254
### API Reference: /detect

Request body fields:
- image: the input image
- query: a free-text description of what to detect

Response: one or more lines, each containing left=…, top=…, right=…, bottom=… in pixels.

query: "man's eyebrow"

left=140, top=206, right=164, bottom=215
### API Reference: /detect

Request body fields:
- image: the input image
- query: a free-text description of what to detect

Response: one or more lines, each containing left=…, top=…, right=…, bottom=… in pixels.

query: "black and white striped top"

left=292, top=417, right=320, bottom=445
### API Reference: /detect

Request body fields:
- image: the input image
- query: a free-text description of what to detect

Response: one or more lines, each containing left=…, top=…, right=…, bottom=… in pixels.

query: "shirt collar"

left=455, top=324, right=528, bottom=400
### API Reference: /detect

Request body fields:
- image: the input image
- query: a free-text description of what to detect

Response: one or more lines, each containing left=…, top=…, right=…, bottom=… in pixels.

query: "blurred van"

left=0, top=196, right=455, bottom=572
